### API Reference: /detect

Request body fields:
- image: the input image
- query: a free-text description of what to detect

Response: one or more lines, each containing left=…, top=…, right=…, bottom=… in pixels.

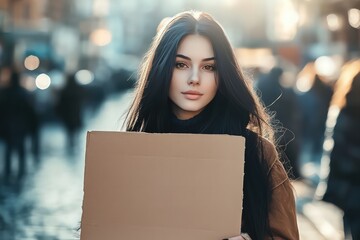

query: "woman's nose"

left=188, top=69, right=200, bottom=85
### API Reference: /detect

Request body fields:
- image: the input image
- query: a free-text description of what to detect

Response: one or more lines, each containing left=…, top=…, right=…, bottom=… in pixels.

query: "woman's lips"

left=182, top=91, right=203, bottom=100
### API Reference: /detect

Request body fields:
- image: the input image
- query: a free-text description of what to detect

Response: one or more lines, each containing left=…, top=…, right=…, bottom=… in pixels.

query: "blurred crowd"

left=0, top=63, right=132, bottom=175
left=0, top=0, right=359, bottom=238
left=253, top=58, right=360, bottom=239
left=1, top=51, right=360, bottom=239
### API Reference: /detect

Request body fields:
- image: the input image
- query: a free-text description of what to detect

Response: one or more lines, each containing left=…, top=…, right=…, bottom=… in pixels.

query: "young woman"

left=125, top=11, right=299, bottom=240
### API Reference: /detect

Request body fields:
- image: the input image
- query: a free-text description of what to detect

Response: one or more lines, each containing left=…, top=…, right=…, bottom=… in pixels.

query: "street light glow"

left=24, top=55, right=40, bottom=71
left=90, top=28, right=112, bottom=46
left=35, top=73, right=51, bottom=90
left=315, top=56, right=337, bottom=78
left=348, top=8, right=360, bottom=29
left=268, top=0, right=299, bottom=41
left=326, top=14, right=342, bottom=31
left=75, top=69, right=94, bottom=85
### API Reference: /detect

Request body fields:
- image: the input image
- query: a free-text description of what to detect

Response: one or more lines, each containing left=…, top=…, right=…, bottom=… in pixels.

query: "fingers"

left=223, top=236, right=244, bottom=240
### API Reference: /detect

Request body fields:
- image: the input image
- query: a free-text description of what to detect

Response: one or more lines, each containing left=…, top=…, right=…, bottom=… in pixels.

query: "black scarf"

left=166, top=108, right=270, bottom=239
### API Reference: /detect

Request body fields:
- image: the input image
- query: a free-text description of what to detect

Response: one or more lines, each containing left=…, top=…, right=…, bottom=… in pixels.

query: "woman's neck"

left=169, top=107, right=211, bottom=134
left=171, top=106, right=204, bottom=120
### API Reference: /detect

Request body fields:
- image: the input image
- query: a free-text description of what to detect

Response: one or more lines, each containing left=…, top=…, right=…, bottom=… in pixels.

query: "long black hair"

left=125, top=11, right=275, bottom=239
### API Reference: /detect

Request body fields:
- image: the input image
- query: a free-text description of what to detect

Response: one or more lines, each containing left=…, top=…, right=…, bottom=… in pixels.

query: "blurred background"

left=0, top=0, right=359, bottom=239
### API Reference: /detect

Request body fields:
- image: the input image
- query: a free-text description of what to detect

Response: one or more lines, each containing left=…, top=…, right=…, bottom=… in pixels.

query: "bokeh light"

left=296, top=75, right=312, bottom=93
left=22, top=75, right=37, bottom=91
left=326, top=106, right=340, bottom=129
left=348, top=8, right=360, bottom=29
left=75, top=69, right=94, bottom=85
left=24, top=55, right=40, bottom=71
left=323, top=138, right=334, bottom=152
left=90, top=28, right=112, bottom=46
left=35, top=73, right=51, bottom=90
left=315, top=56, right=337, bottom=78
left=326, top=14, right=342, bottom=31
left=270, top=0, right=299, bottom=41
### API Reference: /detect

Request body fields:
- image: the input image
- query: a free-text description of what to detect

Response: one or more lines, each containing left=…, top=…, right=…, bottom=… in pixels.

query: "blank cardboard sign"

left=81, top=131, right=245, bottom=240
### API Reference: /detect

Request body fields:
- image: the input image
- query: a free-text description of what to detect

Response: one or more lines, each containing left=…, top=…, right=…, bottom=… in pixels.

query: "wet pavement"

left=0, top=90, right=344, bottom=240
left=293, top=180, right=344, bottom=240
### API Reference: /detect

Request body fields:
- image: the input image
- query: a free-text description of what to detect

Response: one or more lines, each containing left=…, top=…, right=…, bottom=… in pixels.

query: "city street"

left=0, top=90, right=344, bottom=240
left=1, top=0, right=359, bottom=239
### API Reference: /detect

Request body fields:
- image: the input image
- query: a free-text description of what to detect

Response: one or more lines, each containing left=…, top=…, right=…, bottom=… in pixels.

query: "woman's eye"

left=175, top=62, right=188, bottom=69
left=203, top=65, right=216, bottom=71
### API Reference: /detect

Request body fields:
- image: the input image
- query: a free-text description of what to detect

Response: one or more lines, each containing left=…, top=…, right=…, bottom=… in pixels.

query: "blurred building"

left=2, top=0, right=359, bottom=67
left=1, top=0, right=359, bottom=91
left=320, top=0, right=360, bottom=56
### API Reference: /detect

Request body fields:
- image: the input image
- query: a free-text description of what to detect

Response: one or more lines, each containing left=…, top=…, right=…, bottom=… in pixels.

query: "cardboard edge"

left=80, top=131, right=92, bottom=239
left=86, top=131, right=246, bottom=141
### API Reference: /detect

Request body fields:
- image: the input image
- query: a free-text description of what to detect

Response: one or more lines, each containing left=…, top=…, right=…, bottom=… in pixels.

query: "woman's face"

left=169, top=34, right=218, bottom=120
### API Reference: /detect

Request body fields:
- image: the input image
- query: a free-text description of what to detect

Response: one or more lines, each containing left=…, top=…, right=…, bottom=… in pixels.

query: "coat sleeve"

left=263, top=140, right=300, bottom=240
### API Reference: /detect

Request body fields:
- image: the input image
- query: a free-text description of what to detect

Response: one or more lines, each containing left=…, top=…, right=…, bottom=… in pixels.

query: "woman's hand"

left=223, top=233, right=251, bottom=240
left=223, top=235, right=245, bottom=240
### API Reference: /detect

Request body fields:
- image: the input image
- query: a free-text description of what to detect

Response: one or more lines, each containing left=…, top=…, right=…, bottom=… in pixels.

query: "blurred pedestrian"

left=322, top=59, right=360, bottom=240
left=56, top=73, right=84, bottom=153
left=256, top=66, right=301, bottom=178
left=0, top=66, right=9, bottom=143
left=297, top=63, right=333, bottom=184
left=124, top=11, right=299, bottom=239
left=0, top=67, right=37, bottom=179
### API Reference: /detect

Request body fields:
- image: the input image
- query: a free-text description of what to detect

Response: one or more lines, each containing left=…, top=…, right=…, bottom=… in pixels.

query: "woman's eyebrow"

left=176, top=54, right=215, bottom=62
left=202, top=57, right=215, bottom=62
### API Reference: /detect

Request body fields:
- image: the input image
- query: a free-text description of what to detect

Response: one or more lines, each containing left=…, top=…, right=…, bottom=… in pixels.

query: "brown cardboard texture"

left=81, top=131, right=245, bottom=240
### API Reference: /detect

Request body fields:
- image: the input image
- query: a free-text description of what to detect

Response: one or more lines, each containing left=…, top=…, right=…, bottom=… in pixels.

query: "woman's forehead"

left=176, top=34, right=214, bottom=60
